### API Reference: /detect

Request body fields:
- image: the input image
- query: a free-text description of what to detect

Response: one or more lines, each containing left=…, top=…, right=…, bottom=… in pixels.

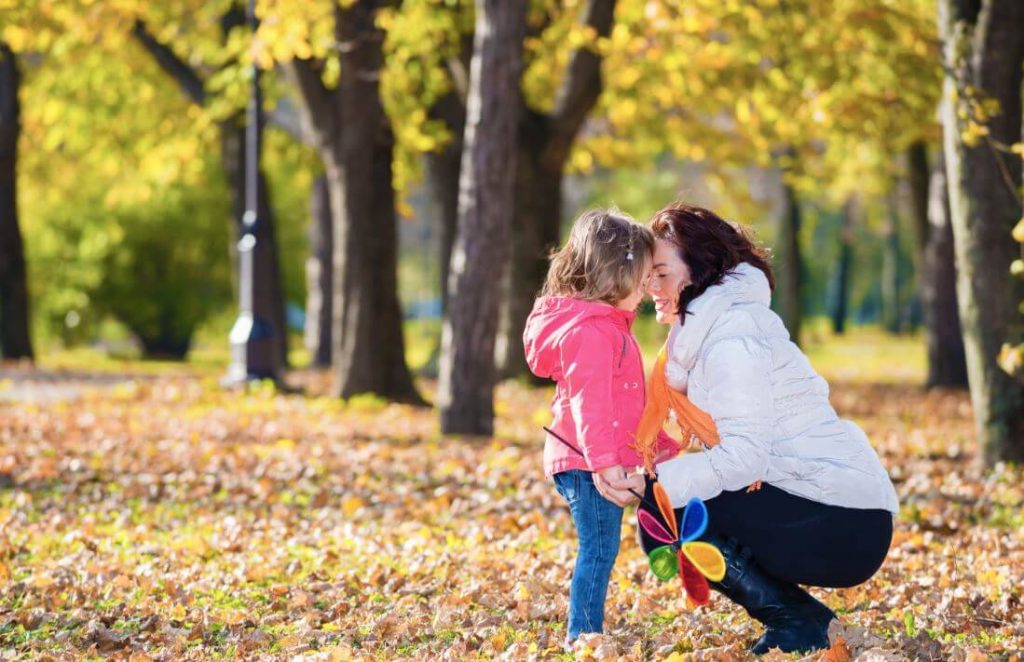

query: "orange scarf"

left=634, top=343, right=763, bottom=492
left=633, top=342, right=720, bottom=472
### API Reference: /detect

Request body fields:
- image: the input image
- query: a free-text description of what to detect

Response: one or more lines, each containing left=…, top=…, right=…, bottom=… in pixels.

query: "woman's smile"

left=647, top=238, right=690, bottom=324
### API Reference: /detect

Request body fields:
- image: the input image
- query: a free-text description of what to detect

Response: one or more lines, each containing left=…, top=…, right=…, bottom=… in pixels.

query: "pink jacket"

left=523, top=296, right=681, bottom=477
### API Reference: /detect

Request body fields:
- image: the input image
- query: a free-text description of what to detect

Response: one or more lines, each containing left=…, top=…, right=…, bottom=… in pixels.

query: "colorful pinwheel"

left=539, top=426, right=725, bottom=606
left=638, top=481, right=726, bottom=607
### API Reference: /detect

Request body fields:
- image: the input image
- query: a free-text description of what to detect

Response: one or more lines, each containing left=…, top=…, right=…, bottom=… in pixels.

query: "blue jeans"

left=553, top=469, right=623, bottom=641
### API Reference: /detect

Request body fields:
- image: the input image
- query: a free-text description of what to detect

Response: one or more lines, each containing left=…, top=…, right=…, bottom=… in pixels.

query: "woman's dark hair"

left=649, top=202, right=775, bottom=325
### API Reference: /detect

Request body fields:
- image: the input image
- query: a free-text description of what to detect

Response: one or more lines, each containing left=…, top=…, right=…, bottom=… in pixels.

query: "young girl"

left=522, top=209, right=680, bottom=643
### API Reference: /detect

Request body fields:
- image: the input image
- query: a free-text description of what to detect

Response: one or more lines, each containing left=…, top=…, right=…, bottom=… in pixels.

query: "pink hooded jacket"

left=523, top=296, right=681, bottom=477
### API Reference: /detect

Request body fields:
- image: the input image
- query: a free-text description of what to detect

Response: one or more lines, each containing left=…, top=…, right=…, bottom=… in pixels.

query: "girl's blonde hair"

left=542, top=209, right=654, bottom=304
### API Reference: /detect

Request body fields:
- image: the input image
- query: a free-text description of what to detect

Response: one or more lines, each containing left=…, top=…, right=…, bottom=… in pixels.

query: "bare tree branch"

left=131, top=20, right=206, bottom=106
left=546, top=0, right=616, bottom=166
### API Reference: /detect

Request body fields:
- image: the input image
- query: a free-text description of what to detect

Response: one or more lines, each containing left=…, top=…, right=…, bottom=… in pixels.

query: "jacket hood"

left=523, top=296, right=634, bottom=379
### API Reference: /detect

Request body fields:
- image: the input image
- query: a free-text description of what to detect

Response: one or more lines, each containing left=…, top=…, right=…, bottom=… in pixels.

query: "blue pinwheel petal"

left=679, top=497, right=709, bottom=543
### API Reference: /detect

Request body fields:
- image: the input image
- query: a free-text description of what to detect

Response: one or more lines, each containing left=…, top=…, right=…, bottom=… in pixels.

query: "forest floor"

left=0, top=329, right=1021, bottom=660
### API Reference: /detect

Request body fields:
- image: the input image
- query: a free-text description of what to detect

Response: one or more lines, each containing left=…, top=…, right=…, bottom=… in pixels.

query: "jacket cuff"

left=655, top=452, right=721, bottom=507
left=587, top=452, right=621, bottom=472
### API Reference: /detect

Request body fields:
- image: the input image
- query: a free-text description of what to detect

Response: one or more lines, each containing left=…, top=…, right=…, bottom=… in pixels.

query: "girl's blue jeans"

left=553, top=469, right=623, bottom=641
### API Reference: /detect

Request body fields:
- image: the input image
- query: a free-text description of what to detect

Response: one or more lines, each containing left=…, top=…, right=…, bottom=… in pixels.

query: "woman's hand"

left=594, top=465, right=644, bottom=507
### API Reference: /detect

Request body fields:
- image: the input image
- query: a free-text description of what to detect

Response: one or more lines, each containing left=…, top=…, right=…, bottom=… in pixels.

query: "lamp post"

left=226, top=0, right=280, bottom=385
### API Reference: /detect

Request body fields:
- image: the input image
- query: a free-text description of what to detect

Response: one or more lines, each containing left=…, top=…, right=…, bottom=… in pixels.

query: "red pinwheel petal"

left=679, top=551, right=711, bottom=606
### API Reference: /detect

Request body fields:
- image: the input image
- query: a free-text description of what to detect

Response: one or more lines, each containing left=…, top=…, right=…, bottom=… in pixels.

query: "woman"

left=597, top=203, right=898, bottom=655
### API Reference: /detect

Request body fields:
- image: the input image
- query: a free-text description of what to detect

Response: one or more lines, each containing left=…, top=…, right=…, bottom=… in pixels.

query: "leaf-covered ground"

left=0, top=349, right=1022, bottom=660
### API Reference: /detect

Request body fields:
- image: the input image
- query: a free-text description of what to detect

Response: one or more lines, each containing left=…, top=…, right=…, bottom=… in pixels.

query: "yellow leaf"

left=322, top=644, right=355, bottom=661
left=113, top=574, right=134, bottom=590
left=1012, top=218, right=1024, bottom=243
left=488, top=629, right=507, bottom=650
left=341, top=496, right=364, bottom=517
left=32, top=574, right=54, bottom=589
left=220, top=609, right=247, bottom=625
left=276, top=634, right=302, bottom=648
left=998, top=343, right=1023, bottom=376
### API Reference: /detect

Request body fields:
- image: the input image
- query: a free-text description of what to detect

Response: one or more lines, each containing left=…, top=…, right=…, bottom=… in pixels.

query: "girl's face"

left=615, top=260, right=652, bottom=312
left=646, top=238, right=692, bottom=324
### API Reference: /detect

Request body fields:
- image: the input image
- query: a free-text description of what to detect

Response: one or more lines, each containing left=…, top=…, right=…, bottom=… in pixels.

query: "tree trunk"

left=831, top=198, right=854, bottom=336
left=439, top=0, right=525, bottom=434
left=882, top=196, right=903, bottom=334
left=496, top=115, right=563, bottom=379
left=775, top=181, right=803, bottom=345
left=939, top=0, right=1024, bottom=464
left=494, top=0, right=617, bottom=379
left=0, top=44, right=33, bottom=360
left=304, top=174, right=332, bottom=367
left=426, top=90, right=466, bottom=317
left=908, top=144, right=967, bottom=388
left=289, top=1, right=423, bottom=404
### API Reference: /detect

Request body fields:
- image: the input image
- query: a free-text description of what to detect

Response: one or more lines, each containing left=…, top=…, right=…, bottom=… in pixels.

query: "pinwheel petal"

left=638, top=508, right=676, bottom=545
left=679, top=497, right=709, bottom=543
left=648, top=545, right=679, bottom=581
left=681, top=541, right=726, bottom=582
left=679, top=552, right=711, bottom=606
left=652, top=481, right=678, bottom=539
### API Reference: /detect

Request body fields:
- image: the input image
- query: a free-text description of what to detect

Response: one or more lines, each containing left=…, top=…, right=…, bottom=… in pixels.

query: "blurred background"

left=0, top=0, right=1021, bottom=456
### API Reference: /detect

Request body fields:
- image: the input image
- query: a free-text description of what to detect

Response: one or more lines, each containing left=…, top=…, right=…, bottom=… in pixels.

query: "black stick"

left=543, top=426, right=656, bottom=510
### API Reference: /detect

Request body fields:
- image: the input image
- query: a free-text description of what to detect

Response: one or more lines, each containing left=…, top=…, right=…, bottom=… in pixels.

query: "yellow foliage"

left=1012, top=218, right=1024, bottom=243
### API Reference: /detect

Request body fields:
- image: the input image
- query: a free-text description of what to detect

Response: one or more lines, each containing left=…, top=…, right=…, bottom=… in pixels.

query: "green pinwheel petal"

left=648, top=545, right=679, bottom=581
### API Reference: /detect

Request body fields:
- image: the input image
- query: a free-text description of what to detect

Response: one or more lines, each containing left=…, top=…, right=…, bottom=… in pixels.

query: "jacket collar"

left=667, top=262, right=771, bottom=372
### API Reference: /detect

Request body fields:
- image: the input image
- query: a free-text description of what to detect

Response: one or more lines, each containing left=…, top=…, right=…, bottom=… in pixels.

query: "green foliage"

left=380, top=0, right=473, bottom=200
left=91, top=169, right=233, bottom=359
left=26, top=159, right=233, bottom=357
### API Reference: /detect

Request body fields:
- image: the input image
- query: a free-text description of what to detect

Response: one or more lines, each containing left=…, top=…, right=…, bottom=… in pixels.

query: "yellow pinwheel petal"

left=681, top=541, right=726, bottom=582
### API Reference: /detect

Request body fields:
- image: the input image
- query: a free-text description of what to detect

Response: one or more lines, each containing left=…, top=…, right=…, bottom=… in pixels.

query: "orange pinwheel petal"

left=653, top=481, right=678, bottom=539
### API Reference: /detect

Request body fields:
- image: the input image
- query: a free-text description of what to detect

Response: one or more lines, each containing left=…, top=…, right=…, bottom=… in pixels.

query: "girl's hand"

left=594, top=465, right=644, bottom=506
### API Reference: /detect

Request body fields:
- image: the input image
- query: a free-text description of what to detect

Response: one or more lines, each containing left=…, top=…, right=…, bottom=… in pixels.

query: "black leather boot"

left=708, top=535, right=834, bottom=655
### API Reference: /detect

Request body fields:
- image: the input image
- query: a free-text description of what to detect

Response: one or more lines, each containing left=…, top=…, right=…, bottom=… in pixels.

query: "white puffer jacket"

left=656, top=262, right=899, bottom=514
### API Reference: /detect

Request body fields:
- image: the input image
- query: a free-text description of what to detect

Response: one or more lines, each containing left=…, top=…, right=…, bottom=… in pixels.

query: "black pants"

left=639, top=484, right=893, bottom=588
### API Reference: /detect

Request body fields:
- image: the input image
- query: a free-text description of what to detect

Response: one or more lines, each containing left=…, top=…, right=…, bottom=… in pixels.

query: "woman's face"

left=646, top=238, right=692, bottom=325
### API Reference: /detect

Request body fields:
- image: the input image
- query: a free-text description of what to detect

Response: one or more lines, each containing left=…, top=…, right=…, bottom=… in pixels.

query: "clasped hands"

left=593, top=465, right=647, bottom=507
